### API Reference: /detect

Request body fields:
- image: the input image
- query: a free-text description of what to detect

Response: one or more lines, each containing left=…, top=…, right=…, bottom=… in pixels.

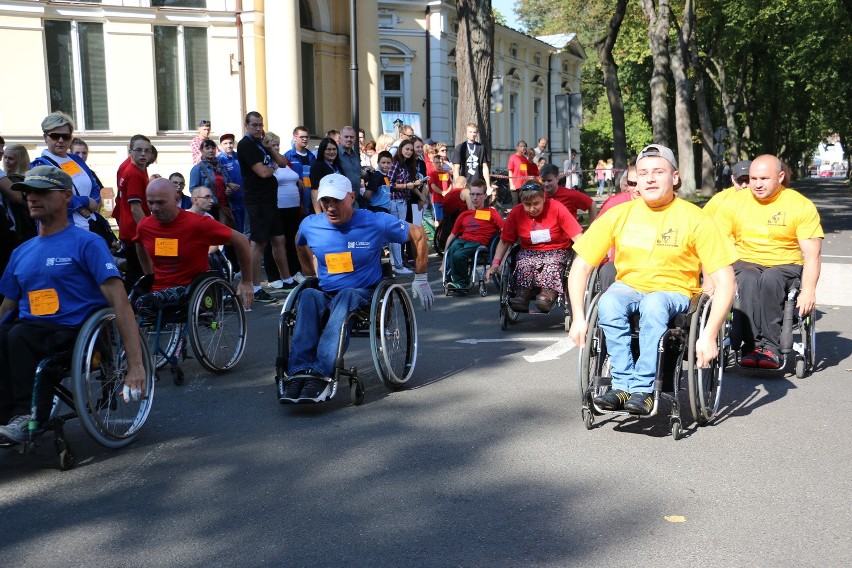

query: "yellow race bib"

left=154, top=238, right=179, bottom=257
left=326, top=252, right=354, bottom=274
left=28, top=289, right=60, bottom=316
left=60, top=160, right=83, bottom=177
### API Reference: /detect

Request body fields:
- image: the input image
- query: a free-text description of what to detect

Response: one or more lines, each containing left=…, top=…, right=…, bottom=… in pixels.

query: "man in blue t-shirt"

left=283, top=126, right=316, bottom=216
left=0, top=166, right=146, bottom=445
left=280, top=174, right=434, bottom=403
left=216, top=133, right=246, bottom=233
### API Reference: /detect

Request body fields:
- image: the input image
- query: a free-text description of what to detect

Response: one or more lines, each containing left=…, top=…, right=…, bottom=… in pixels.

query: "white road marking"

left=456, top=336, right=577, bottom=362
left=816, top=263, right=852, bottom=307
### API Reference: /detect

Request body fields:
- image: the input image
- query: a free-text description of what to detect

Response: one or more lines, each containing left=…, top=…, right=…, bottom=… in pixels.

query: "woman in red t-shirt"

left=486, top=182, right=583, bottom=313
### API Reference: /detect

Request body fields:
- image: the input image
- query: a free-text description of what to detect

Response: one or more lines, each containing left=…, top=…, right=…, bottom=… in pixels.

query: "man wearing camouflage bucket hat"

left=0, top=166, right=146, bottom=446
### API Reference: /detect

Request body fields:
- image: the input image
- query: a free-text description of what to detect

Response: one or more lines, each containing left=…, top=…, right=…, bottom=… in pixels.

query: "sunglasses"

left=45, top=132, right=73, bottom=141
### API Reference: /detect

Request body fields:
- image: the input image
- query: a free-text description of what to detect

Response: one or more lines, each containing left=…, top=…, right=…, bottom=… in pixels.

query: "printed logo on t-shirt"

left=45, top=257, right=72, bottom=267
left=347, top=241, right=372, bottom=249
left=106, top=262, right=117, bottom=271
left=656, top=227, right=681, bottom=248
left=768, top=211, right=787, bottom=227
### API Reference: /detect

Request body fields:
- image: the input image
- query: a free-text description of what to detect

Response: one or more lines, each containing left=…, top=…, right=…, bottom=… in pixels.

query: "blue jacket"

left=30, top=153, right=102, bottom=217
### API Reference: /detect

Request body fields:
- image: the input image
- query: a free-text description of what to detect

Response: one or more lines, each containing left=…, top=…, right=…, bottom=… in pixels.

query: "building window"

left=509, top=43, right=518, bottom=58
left=154, top=25, right=210, bottom=132
left=382, top=72, right=403, bottom=112
left=534, top=52, right=542, bottom=66
left=299, top=0, right=313, bottom=29
left=152, top=1, right=207, bottom=7
left=301, top=42, right=316, bottom=134
left=44, top=20, right=109, bottom=130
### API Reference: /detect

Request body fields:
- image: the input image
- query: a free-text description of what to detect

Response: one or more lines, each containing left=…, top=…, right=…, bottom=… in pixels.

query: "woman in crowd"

left=1, top=144, right=31, bottom=280
left=595, top=159, right=607, bottom=196
left=189, top=139, right=237, bottom=227
left=486, top=183, right=583, bottom=314
left=386, top=138, right=424, bottom=274
left=309, top=137, right=341, bottom=214
left=29, top=112, right=102, bottom=230
left=262, top=132, right=300, bottom=289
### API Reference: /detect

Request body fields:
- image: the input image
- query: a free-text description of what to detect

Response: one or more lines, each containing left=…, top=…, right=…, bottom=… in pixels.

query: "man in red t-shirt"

left=539, top=163, right=596, bottom=224
left=507, top=141, right=536, bottom=201
left=133, top=178, right=254, bottom=314
left=443, top=180, right=504, bottom=290
left=116, top=135, right=153, bottom=290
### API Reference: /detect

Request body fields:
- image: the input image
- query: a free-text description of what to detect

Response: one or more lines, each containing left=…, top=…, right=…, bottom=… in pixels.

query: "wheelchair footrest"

left=277, top=374, right=336, bottom=404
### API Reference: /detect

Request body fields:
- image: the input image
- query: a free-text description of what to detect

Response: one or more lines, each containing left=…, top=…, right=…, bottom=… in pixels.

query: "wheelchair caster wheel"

left=500, top=308, right=509, bottom=330
left=479, top=282, right=487, bottom=297
left=350, top=380, right=365, bottom=406
left=56, top=439, right=75, bottom=471
left=172, top=368, right=184, bottom=386
left=581, top=408, right=594, bottom=430
left=795, top=358, right=806, bottom=379
left=671, top=420, right=682, bottom=441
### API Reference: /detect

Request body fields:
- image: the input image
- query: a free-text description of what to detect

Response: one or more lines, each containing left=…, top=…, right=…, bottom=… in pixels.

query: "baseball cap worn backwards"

left=11, top=165, right=73, bottom=192
left=637, top=144, right=678, bottom=170
left=317, top=173, right=353, bottom=201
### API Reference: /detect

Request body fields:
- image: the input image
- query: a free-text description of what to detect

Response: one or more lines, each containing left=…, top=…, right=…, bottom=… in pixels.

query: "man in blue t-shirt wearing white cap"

left=280, top=173, right=434, bottom=403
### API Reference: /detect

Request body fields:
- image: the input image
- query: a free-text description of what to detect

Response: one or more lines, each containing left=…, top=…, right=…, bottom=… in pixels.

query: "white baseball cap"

left=316, top=173, right=353, bottom=200
left=637, top=144, right=678, bottom=169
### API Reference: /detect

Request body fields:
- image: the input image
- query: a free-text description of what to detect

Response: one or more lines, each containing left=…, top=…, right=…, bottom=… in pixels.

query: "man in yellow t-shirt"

left=703, top=159, right=751, bottom=218
left=714, top=154, right=823, bottom=369
left=567, top=145, right=736, bottom=415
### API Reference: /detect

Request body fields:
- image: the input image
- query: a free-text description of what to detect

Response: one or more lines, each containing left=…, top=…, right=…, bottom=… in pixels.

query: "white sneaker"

left=394, top=265, right=413, bottom=275
left=293, top=272, right=306, bottom=284
left=268, top=280, right=284, bottom=289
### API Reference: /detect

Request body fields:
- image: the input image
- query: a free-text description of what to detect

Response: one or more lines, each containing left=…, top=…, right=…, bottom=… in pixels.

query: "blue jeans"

left=388, top=199, right=408, bottom=267
left=288, top=287, right=373, bottom=377
left=597, top=281, right=690, bottom=393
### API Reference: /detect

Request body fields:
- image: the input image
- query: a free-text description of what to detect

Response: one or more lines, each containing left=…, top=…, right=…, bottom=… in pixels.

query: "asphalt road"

left=2, top=177, right=850, bottom=567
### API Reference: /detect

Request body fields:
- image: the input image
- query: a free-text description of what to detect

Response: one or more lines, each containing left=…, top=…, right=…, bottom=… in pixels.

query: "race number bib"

left=60, top=160, right=83, bottom=177
left=326, top=252, right=354, bottom=274
left=519, top=163, right=528, bottom=174
left=530, top=229, right=552, bottom=244
left=155, top=238, right=179, bottom=257
left=474, top=209, right=491, bottom=221
left=622, top=224, right=656, bottom=251
left=29, top=289, right=60, bottom=316
left=303, top=177, right=311, bottom=187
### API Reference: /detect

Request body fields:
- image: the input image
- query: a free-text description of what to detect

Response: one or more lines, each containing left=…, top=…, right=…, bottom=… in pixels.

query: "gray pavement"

left=1, top=177, right=851, bottom=567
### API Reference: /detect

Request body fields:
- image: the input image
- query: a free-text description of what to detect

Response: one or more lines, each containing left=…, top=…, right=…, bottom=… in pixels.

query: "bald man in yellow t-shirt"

left=567, top=144, right=737, bottom=416
left=714, top=154, right=823, bottom=370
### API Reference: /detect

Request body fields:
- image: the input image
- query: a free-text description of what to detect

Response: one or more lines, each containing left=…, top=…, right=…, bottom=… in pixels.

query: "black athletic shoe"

left=284, top=376, right=305, bottom=399
left=624, top=392, right=654, bottom=415
left=300, top=377, right=329, bottom=400
left=593, top=389, right=630, bottom=411
left=254, top=289, right=278, bottom=304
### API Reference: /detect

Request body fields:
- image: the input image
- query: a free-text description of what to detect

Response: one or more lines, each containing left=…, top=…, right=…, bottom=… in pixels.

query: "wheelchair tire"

left=579, top=294, right=608, bottom=404
left=686, top=295, right=724, bottom=426
left=188, top=277, right=247, bottom=373
left=795, top=358, right=806, bottom=379
left=498, top=254, right=519, bottom=328
left=370, top=281, right=417, bottom=389
left=141, top=321, right=182, bottom=370
left=72, top=307, right=156, bottom=449
left=804, top=310, right=816, bottom=375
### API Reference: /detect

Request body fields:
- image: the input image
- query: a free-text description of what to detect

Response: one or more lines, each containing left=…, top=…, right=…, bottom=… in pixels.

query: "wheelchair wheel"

left=797, top=310, right=817, bottom=378
left=141, top=321, right=182, bottom=370
left=276, top=278, right=319, bottom=380
left=686, top=295, right=724, bottom=426
left=578, top=293, right=609, bottom=405
left=72, top=307, right=155, bottom=449
left=498, top=250, right=519, bottom=329
left=188, top=277, right=247, bottom=373
left=370, top=281, right=417, bottom=389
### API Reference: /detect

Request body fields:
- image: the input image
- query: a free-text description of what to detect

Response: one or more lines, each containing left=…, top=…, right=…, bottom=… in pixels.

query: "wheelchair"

left=498, top=243, right=574, bottom=331
left=731, top=278, right=816, bottom=378
left=8, top=307, right=156, bottom=470
left=132, top=268, right=247, bottom=385
left=441, top=234, right=500, bottom=297
left=275, top=270, right=418, bottom=406
left=578, top=292, right=725, bottom=440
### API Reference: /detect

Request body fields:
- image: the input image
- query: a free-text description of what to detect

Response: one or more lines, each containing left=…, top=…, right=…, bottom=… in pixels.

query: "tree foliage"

left=515, top=0, right=852, bottom=182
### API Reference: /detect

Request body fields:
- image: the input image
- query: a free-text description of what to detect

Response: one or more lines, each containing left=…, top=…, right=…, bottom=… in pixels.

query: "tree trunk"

left=642, top=0, right=672, bottom=146
left=595, top=0, right=628, bottom=170
left=687, top=14, right=716, bottom=196
left=669, top=1, right=695, bottom=197
left=454, top=0, right=495, bottom=147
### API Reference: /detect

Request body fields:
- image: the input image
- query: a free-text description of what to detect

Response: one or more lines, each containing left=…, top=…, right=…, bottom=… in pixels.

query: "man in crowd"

left=217, top=133, right=246, bottom=233
left=389, top=124, right=415, bottom=157
left=190, top=119, right=212, bottom=165
left=236, top=112, right=294, bottom=304
left=452, top=123, right=493, bottom=199
left=338, top=126, right=363, bottom=207
left=284, top=126, right=316, bottom=216
left=539, top=164, right=597, bottom=224
left=533, top=137, right=549, bottom=164
left=703, top=159, right=751, bottom=218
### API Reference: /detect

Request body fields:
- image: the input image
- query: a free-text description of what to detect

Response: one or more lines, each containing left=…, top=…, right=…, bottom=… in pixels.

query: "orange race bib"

left=154, top=238, right=179, bottom=257
left=28, top=289, right=60, bottom=316
left=303, top=177, right=311, bottom=187
left=326, top=251, right=354, bottom=274
left=519, top=163, right=528, bottom=174
left=474, top=209, right=491, bottom=221
left=383, top=176, right=390, bottom=186
left=60, top=160, right=83, bottom=177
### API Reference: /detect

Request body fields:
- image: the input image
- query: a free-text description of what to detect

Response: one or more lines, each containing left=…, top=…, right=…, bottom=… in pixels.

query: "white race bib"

left=530, top=229, right=551, bottom=244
